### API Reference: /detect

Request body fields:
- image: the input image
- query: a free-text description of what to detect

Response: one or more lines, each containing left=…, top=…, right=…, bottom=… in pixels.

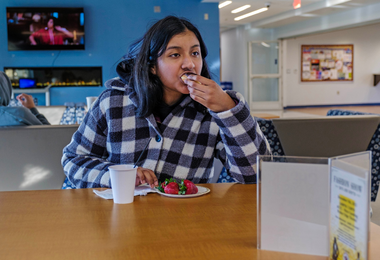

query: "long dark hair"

left=117, top=16, right=211, bottom=117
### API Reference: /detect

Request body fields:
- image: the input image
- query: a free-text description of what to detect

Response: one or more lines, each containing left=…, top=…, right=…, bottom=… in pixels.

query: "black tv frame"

left=6, top=7, right=85, bottom=51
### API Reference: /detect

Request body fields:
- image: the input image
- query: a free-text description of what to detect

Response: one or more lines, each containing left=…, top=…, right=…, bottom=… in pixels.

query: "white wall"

left=221, top=26, right=275, bottom=98
left=283, top=22, right=380, bottom=107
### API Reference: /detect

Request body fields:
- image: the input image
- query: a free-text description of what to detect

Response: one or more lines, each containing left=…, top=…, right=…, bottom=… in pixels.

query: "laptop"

left=0, top=125, right=78, bottom=191
left=272, top=115, right=380, bottom=158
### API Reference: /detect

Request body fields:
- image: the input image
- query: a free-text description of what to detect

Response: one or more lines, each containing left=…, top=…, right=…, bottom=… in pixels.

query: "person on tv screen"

left=0, top=72, right=50, bottom=126
left=61, top=16, right=271, bottom=189
left=29, top=16, right=73, bottom=45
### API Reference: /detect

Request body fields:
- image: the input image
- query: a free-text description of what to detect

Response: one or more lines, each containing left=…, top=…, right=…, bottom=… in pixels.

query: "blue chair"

left=60, top=102, right=77, bottom=125
left=62, top=177, right=76, bottom=189
left=61, top=102, right=86, bottom=189
left=75, top=102, right=86, bottom=124
left=327, top=109, right=380, bottom=201
left=60, top=102, right=87, bottom=125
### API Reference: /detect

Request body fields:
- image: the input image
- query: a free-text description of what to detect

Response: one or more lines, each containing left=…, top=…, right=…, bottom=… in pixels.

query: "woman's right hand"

left=135, top=167, right=158, bottom=188
left=16, top=93, right=36, bottom=109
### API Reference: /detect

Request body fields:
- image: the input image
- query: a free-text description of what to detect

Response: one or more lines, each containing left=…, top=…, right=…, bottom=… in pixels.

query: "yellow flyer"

left=329, top=167, right=369, bottom=260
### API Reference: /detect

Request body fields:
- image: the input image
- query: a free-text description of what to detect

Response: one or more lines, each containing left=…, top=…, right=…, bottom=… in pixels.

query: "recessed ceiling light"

left=327, top=0, right=351, bottom=7
left=299, top=13, right=319, bottom=17
left=231, top=5, right=250, bottom=13
left=261, top=42, right=270, bottom=48
left=330, top=5, right=348, bottom=8
left=234, top=7, right=268, bottom=21
left=219, top=1, right=232, bottom=9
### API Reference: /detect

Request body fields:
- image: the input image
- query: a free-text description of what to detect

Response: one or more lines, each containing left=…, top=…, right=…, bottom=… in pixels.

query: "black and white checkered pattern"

left=61, top=78, right=271, bottom=188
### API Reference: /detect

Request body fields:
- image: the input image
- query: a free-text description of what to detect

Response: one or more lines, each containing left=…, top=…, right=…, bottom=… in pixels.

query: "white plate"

left=156, top=185, right=210, bottom=198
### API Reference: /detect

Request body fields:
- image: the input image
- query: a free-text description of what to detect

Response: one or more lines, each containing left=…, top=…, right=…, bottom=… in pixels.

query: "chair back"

left=327, top=109, right=380, bottom=201
left=0, top=125, right=78, bottom=191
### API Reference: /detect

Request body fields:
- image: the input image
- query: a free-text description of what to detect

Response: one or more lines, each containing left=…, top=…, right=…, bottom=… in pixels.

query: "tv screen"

left=19, top=78, right=37, bottom=89
left=6, top=7, right=85, bottom=51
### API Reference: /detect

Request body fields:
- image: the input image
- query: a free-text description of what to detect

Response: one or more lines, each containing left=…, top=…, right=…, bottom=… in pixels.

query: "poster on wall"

left=301, top=45, right=353, bottom=82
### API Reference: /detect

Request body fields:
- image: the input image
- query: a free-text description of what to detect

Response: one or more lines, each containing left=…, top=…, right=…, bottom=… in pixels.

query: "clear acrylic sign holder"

left=329, top=152, right=371, bottom=260
left=257, top=152, right=371, bottom=257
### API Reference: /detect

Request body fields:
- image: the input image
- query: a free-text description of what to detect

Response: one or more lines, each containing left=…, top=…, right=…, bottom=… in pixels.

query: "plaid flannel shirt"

left=61, top=78, right=271, bottom=188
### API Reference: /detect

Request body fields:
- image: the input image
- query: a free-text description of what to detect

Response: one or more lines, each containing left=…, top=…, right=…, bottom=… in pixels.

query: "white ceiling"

left=202, top=0, right=380, bottom=31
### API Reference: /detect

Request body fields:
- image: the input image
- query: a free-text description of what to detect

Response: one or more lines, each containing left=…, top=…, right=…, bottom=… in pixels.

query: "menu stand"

left=257, top=152, right=371, bottom=258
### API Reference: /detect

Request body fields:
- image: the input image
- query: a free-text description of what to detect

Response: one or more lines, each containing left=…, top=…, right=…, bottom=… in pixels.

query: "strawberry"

left=156, top=178, right=198, bottom=195
left=184, top=180, right=198, bottom=194
left=164, top=182, right=179, bottom=194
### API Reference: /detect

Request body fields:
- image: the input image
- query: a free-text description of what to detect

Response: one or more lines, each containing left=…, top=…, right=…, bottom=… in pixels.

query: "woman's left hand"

left=135, top=167, right=158, bottom=188
left=184, top=75, right=236, bottom=113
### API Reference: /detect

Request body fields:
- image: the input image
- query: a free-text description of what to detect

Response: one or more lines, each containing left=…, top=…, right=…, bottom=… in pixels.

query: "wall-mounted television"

left=6, top=7, right=85, bottom=51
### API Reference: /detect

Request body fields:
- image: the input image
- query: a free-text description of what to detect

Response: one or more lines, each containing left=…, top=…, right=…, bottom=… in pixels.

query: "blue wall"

left=1, top=0, right=220, bottom=105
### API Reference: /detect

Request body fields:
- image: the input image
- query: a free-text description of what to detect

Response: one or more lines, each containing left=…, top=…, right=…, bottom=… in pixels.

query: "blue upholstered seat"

left=327, top=109, right=380, bottom=201
left=61, top=103, right=86, bottom=189
left=62, top=177, right=76, bottom=189
left=60, top=103, right=76, bottom=125
left=60, top=102, right=86, bottom=125
left=75, top=102, right=87, bottom=124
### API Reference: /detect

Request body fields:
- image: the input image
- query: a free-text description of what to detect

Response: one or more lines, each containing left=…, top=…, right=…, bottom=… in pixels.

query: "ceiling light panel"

left=234, top=7, right=268, bottom=21
left=330, top=5, right=348, bottom=8
left=219, top=1, right=232, bottom=9
left=231, top=5, right=251, bottom=14
left=299, top=13, right=319, bottom=17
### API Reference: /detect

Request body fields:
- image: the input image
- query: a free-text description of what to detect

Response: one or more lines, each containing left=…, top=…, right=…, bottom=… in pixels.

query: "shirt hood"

left=104, top=77, right=129, bottom=91
left=116, top=59, right=132, bottom=85
left=0, top=72, right=12, bottom=107
left=104, top=59, right=133, bottom=91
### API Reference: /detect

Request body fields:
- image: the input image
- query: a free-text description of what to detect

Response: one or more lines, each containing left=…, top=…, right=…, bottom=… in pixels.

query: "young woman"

left=62, top=16, right=271, bottom=189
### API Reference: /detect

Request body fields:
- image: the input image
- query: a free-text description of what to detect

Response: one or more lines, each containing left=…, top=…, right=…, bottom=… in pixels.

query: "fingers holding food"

left=181, top=74, right=202, bottom=85
left=136, top=167, right=158, bottom=188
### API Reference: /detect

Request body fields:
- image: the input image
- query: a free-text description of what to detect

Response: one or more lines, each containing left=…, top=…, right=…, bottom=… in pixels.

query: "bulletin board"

left=301, top=45, right=353, bottom=82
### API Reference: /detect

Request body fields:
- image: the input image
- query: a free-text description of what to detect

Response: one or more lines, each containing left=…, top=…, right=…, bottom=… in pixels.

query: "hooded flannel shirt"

left=61, top=78, right=271, bottom=188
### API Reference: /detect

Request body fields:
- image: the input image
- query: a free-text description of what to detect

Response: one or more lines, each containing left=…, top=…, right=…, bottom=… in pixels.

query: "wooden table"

left=0, top=183, right=379, bottom=260
left=251, top=113, right=280, bottom=119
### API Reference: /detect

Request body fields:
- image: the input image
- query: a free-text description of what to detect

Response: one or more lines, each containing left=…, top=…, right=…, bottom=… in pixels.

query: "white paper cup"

left=86, top=96, right=97, bottom=110
left=109, top=165, right=137, bottom=204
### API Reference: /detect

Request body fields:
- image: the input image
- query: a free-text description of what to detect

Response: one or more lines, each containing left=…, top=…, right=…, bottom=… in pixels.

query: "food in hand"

left=157, top=178, right=198, bottom=195
left=181, top=74, right=202, bottom=85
